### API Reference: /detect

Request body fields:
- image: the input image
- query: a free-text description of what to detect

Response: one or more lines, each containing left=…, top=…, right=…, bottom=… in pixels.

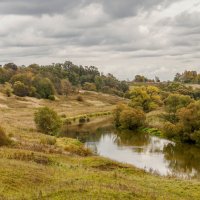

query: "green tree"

left=134, top=75, right=147, bottom=82
left=33, top=77, right=55, bottom=99
left=4, top=63, right=18, bottom=71
left=94, top=76, right=104, bottom=91
left=164, top=94, right=193, bottom=122
left=129, top=86, right=162, bottom=112
left=0, top=67, right=15, bottom=84
left=174, top=70, right=199, bottom=83
left=34, top=107, right=62, bottom=135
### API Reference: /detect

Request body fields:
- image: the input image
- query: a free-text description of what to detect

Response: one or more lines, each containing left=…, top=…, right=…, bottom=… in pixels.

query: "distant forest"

left=133, top=70, right=200, bottom=84
left=0, top=61, right=129, bottom=99
left=174, top=71, right=200, bottom=84
left=0, top=61, right=199, bottom=100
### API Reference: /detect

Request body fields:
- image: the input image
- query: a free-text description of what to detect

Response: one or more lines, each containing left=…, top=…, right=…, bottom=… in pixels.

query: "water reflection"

left=62, top=123, right=200, bottom=179
left=163, top=143, right=200, bottom=179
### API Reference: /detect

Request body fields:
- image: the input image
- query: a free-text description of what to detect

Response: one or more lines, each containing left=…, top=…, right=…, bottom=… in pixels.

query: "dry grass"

left=1, top=91, right=200, bottom=200
left=0, top=91, right=122, bottom=143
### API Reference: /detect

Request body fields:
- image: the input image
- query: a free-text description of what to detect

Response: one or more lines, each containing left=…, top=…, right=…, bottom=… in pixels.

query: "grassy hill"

left=0, top=92, right=200, bottom=200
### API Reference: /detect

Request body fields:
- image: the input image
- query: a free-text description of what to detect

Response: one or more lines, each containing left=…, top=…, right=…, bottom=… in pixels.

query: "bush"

left=34, top=107, right=62, bottom=135
left=4, top=82, right=13, bottom=97
left=113, top=104, right=127, bottom=127
left=177, top=101, right=200, bottom=143
left=165, top=94, right=193, bottom=115
left=83, top=82, right=97, bottom=91
left=191, top=130, right=200, bottom=145
left=113, top=104, right=146, bottom=130
left=0, top=127, right=11, bottom=146
left=40, top=137, right=56, bottom=146
left=10, top=73, right=32, bottom=86
left=29, top=86, right=37, bottom=97
left=61, top=79, right=72, bottom=96
left=163, top=122, right=179, bottom=139
left=119, top=108, right=146, bottom=130
left=13, top=81, right=29, bottom=97
left=48, top=95, right=55, bottom=101
left=78, top=116, right=90, bottom=124
left=79, top=116, right=86, bottom=124
left=65, top=119, right=72, bottom=125
left=60, top=114, right=67, bottom=118
left=33, top=77, right=55, bottom=99
left=76, top=95, right=83, bottom=102
left=162, top=101, right=200, bottom=144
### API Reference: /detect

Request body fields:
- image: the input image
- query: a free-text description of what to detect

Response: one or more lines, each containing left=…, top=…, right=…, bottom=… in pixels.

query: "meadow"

left=1, top=91, right=200, bottom=200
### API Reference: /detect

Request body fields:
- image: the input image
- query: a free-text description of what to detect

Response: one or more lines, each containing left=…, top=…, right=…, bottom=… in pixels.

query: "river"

left=62, top=120, right=200, bottom=179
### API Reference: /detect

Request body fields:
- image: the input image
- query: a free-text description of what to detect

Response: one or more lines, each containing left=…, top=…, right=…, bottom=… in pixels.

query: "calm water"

left=62, top=122, right=200, bottom=179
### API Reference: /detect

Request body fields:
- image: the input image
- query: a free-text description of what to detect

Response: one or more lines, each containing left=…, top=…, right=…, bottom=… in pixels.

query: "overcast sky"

left=0, top=0, right=200, bottom=80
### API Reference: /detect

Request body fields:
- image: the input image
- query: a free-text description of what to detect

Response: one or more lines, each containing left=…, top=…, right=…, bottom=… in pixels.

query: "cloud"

left=0, top=0, right=85, bottom=15
left=0, top=0, right=177, bottom=16
left=0, top=0, right=199, bottom=81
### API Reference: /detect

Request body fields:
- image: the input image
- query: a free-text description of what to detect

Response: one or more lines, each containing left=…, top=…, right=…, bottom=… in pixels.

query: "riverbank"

left=1, top=147, right=200, bottom=200
left=1, top=92, right=200, bottom=199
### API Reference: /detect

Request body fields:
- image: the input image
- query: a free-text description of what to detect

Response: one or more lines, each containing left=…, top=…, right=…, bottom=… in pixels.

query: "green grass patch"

left=1, top=149, right=200, bottom=200
left=57, top=137, right=92, bottom=156
left=142, top=127, right=164, bottom=137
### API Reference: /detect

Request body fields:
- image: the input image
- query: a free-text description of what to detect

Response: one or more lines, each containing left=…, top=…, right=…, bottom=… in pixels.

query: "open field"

left=0, top=91, right=124, bottom=142
left=1, top=92, right=200, bottom=200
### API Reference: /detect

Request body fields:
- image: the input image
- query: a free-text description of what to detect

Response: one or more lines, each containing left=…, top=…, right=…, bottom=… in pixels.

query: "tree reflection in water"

left=61, top=121, right=200, bottom=179
left=163, top=143, right=200, bottom=179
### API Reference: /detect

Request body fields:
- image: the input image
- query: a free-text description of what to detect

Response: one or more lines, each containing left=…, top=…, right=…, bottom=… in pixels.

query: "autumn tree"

left=113, top=104, right=146, bottom=130
left=129, top=86, right=162, bottom=112
left=164, top=94, right=193, bottom=122
left=163, top=101, right=200, bottom=144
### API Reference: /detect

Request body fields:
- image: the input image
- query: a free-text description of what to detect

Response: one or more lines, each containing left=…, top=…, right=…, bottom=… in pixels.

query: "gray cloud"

left=0, top=0, right=177, bottom=16
left=0, top=0, right=85, bottom=15
left=100, top=0, right=179, bottom=18
left=0, top=0, right=199, bottom=81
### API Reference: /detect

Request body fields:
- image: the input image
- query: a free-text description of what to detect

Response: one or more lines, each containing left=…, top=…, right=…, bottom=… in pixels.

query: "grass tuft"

left=0, top=126, right=11, bottom=146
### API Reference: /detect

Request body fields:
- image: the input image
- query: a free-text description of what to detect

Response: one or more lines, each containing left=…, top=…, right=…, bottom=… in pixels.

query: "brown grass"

left=0, top=91, right=123, bottom=144
left=1, top=92, right=200, bottom=199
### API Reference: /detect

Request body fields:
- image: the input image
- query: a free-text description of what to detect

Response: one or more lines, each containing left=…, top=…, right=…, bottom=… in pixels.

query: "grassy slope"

left=0, top=91, right=200, bottom=200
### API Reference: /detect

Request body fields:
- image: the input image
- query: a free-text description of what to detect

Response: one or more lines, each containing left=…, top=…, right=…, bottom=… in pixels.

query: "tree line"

left=0, top=61, right=129, bottom=99
left=174, top=70, right=200, bottom=84
left=133, top=70, right=200, bottom=84
left=114, top=81, right=200, bottom=146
